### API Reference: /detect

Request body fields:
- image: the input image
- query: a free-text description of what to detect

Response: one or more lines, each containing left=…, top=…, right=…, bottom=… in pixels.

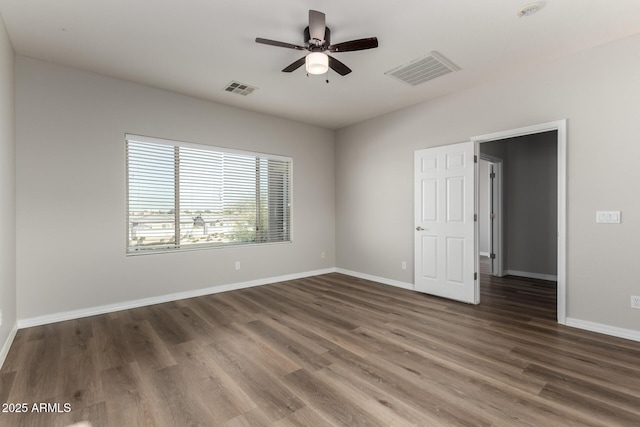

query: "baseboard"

left=17, top=268, right=336, bottom=329
left=504, top=269, right=558, bottom=282
left=0, top=323, right=18, bottom=369
left=566, top=317, right=640, bottom=343
left=26, top=267, right=637, bottom=349
left=336, top=268, right=414, bottom=291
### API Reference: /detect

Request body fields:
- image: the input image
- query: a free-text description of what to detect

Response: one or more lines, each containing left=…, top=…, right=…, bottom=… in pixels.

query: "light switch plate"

left=596, top=211, right=621, bottom=224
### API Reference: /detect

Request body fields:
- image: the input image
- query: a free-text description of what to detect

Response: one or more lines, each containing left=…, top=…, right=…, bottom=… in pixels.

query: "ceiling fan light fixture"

left=256, top=10, right=377, bottom=77
left=305, top=52, right=329, bottom=75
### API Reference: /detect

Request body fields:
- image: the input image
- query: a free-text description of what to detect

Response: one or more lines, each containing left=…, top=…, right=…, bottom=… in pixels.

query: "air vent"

left=223, top=81, right=258, bottom=96
left=385, top=52, right=460, bottom=86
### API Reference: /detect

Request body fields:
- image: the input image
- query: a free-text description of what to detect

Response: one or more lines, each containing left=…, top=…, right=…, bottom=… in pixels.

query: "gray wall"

left=336, top=33, right=640, bottom=332
left=16, top=56, right=336, bottom=321
left=0, top=16, right=16, bottom=358
left=7, top=21, right=640, bottom=342
left=482, top=132, right=558, bottom=277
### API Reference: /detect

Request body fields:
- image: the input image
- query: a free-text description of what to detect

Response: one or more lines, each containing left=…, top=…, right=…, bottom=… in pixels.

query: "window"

left=126, top=134, right=291, bottom=254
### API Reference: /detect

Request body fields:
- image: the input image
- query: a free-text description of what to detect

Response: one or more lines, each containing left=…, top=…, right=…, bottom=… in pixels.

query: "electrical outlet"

left=321, top=251, right=326, bottom=259
left=631, top=295, right=640, bottom=309
left=401, top=261, right=407, bottom=270
left=235, top=261, right=241, bottom=271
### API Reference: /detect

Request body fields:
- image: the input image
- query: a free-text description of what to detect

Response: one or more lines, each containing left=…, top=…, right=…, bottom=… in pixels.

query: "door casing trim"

left=471, top=119, right=567, bottom=325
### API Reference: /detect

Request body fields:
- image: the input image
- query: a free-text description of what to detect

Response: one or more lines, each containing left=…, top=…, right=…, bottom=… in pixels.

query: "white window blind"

left=126, top=134, right=291, bottom=254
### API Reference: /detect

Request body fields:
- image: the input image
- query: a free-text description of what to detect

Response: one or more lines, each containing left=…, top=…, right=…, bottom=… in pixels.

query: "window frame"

left=125, top=134, right=293, bottom=255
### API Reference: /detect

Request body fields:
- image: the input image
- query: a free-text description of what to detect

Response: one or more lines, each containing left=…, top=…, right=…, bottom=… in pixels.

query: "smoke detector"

left=517, top=3, right=542, bottom=18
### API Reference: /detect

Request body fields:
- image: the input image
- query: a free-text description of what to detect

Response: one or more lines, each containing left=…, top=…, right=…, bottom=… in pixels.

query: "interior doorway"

left=478, top=155, right=503, bottom=277
left=472, top=120, right=567, bottom=324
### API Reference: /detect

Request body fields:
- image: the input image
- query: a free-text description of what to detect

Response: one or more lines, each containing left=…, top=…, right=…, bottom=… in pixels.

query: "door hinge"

left=474, top=214, right=477, bottom=222
left=490, top=172, right=496, bottom=179
left=490, top=212, right=496, bottom=220
left=490, top=253, right=496, bottom=260
left=474, top=272, right=478, bottom=280
left=474, top=155, right=478, bottom=163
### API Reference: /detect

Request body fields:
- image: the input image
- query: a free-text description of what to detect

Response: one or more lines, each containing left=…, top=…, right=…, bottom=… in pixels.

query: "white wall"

left=16, top=56, right=335, bottom=321
left=336, top=34, right=640, bottom=333
left=0, top=15, right=16, bottom=361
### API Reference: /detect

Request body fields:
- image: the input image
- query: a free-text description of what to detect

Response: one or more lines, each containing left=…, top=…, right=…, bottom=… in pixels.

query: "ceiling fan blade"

left=309, top=10, right=326, bottom=43
left=282, top=57, right=306, bottom=73
left=255, top=38, right=305, bottom=50
left=328, top=37, right=379, bottom=52
left=328, top=55, right=352, bottom=76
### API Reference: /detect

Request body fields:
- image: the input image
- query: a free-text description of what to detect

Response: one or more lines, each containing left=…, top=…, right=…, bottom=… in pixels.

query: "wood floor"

left=2, top=269, right=640, bottom=426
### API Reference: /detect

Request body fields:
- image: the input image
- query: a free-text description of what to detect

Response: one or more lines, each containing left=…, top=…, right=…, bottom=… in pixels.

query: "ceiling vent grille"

left=385, top=52, right=460, bottom=86
left=223, top=81, right=258, bottom=96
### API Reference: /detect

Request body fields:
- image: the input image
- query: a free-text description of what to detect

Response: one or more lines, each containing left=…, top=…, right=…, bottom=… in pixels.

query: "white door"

left=414, top=141, right=478, bottom=304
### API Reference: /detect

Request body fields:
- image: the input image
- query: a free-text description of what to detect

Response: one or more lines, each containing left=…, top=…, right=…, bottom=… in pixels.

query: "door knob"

left=416, top=226, right=425, bottom=231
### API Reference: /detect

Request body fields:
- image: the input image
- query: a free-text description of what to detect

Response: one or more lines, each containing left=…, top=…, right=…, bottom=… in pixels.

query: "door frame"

left=479, top=154, right=504, bottom=277
left=471, top=119, right=567, bottom=325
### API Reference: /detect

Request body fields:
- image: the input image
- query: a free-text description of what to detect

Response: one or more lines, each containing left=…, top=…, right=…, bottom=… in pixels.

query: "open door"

left=414, top=141, right=478, bottom=304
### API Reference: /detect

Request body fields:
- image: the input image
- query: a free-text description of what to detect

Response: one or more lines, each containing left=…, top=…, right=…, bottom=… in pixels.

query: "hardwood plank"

left=143, top=363, right=218, bottom=426
left=0, top=371, right=15, bottom=404
left=252, top=313, right=332, bottom=356
left=283, top=368, right=388, bottom=427
left=243, top=319, right=332, bottom=372
left=58, top=337, right=104, bottom=410
left=525, top=363, right=640, bottom=415
left=274, top=406, right=335, bottom=427
left=6, top=337, right=61, bottom=403
left=538, top=381, right=640, bottom=426
left=315, top=364, right=423, bottom=427
left=100, top=362, right=160, bottom=427
left=2, top=271, right=640, bottom=426
left=323, top=347, right=493, bottom=426
left=169, top=340, right=256, bottom=422
left=368, top=326, right=543, bottom=392
left=205, top=339, right=306, bottom=422
left=212, top=292, right=263, bottom=324
left=318, top=362, right=443, bottom=426
left=224, top=407, right=273, bottom=427
left=164, top=305, right=221, bottom=346
left=92, top=316, right=136, bottom=371
left=510, top=345, right=640, bottom=395
left=130, top=304, right=193, bottom=346
left=119, top=320, right=176, bottom=372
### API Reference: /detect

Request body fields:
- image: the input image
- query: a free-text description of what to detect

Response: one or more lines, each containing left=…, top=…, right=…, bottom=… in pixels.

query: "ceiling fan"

left=255, top=10, right=379, bottom=76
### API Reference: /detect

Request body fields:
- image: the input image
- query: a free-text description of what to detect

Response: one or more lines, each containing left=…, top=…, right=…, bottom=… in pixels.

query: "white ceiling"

left=1, top=1, right=640, bottom=129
